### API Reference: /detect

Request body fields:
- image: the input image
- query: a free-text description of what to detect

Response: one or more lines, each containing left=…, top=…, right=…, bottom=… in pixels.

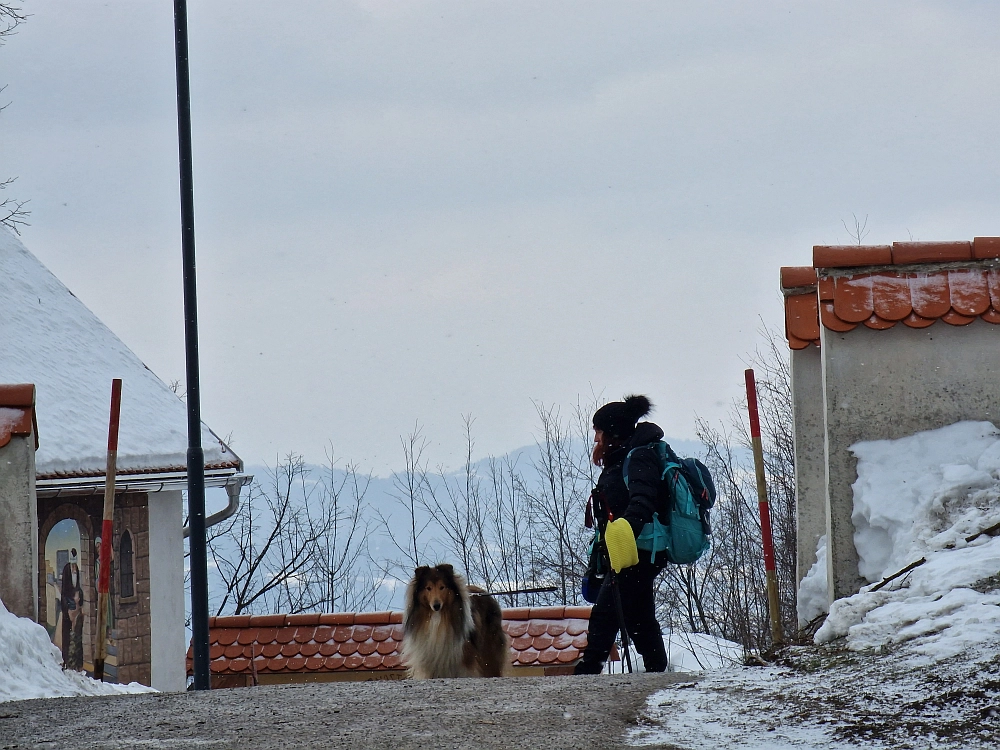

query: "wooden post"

left=745, top=369, right=783, bottom=646
left=94, top=378, right=122, bottom=681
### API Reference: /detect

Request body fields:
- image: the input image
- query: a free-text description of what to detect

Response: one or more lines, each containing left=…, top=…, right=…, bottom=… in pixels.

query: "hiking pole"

left=94, top=378, right=122, bottom=681
left=608, top=571, right=633, bottom=673
left=745, top=369, right=783, bottom=646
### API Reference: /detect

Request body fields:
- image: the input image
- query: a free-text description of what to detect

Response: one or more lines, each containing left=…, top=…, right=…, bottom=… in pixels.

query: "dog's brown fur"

left=402, top=564, right=510, bottom=679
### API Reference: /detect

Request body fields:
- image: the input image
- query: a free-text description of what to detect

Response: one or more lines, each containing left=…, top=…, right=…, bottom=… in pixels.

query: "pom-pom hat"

left=592, top=394, right=652, bottom=438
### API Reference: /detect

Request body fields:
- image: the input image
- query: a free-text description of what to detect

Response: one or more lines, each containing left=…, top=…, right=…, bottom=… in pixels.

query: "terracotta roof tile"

left=949, top=269, right=991, bottom=317
left=892, top=241, right=972, bottom=265
left=257, top=628, right=278, bottom=644
left=942, top=310, right=977, bottom=326
left=903, top=311, right=936, bottom=329
left=833, top=276, right=874, bottom=323
left=506, top=621, right=529, bottom=638
left=982, top=309, right=1000, bottom=323
left=780, top=266, right=817, bottom=289
left=221, top=615, right=252, bottom=628
left=989, top=270, right=1000, bottom=307
left=872, top=273, right=912, bottom=321
left=275, top=627, right=297, bottom=645
left=293, top=628, right=314, bottom=644
left=189, top=607, right=591, bottom=678
left=356, top=612, right=394, bottom=625
left=353, top=625, right=374, bottom=641
left=332, top=626, right=353, bottom=643
left=210, top=645, right=226, bottom=660
left=320, top=613, right=355, bottom=625
left=813, top=245, right=892, bottom=268
left=820, top=302, right=857, bottom=332
left=973, top=237, right=1000, bottom=260
left=909, top=273, right=951, bottom=319
left=862, top=314, right=895, bottom=330
left=286, top=613, right=322, bottom=626
left=785, top=293, right=820, bottom=346
left=248, top=614, right=284, bottom=627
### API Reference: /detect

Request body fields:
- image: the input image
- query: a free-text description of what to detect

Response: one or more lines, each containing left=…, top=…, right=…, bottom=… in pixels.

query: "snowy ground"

left=0, top=599, right=153, bottom=703
left=631, top=421, right=1000, bottom=749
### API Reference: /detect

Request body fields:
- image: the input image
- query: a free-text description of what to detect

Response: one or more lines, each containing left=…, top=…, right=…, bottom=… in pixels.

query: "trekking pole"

left=745, top=369, right=783, bottom=646
left=94, top=378, right=122, bottom=681
left=608, top=571, right=633, bottom=673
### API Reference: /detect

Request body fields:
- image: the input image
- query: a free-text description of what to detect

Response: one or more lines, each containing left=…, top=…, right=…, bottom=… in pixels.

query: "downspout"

left=182, top=473, right=250, bottom=539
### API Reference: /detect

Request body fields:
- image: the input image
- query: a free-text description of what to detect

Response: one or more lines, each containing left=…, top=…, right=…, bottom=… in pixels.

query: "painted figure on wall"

left=44, top=518, right=86, bottom=671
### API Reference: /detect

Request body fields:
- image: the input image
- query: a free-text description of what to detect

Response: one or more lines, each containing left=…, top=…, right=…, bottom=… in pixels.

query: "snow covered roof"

left=0, top=230, right=240, bottom=487
left=780, top=238, right=1000, bottom=349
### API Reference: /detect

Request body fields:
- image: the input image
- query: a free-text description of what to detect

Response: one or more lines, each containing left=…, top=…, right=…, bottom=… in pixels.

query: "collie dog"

left=402, top=564, right=510, bottom=679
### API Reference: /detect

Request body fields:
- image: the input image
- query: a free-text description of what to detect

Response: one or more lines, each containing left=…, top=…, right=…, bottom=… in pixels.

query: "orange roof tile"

left=187, top=606, right=591, bottom=678
left=782, top=240, right=1000, bottom=348
left=0, top=383, right=38, bottom=450
left=780, top=266, right=817, bottom=290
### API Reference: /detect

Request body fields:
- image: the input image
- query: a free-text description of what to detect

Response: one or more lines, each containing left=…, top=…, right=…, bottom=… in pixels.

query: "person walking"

left=574, top=394, right=669, bottom=675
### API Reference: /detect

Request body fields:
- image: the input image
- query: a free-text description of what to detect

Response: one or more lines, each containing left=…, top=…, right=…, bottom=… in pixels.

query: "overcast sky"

left=3, top=1, right=999, bottom=474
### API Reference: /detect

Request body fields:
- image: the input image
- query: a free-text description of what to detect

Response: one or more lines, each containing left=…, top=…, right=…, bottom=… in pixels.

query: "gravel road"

left=0, top=673, right=694, bottom=750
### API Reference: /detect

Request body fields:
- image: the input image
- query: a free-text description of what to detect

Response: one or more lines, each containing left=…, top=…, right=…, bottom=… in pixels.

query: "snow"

left=633, top=421, right=1000, bottom=748
left=796, top=534, right=828, bottom=626
left=0, top=598, right=153, bottom=703
left=0, top=230, right=236, bottom=477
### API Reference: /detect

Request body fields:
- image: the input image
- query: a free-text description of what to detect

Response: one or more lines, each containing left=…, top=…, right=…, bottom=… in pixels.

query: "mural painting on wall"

left=44, top=518, right=86, bottom=670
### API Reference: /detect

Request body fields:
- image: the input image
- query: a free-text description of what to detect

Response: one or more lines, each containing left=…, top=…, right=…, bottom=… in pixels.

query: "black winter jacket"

left=592, top=421, right=666, bottom=538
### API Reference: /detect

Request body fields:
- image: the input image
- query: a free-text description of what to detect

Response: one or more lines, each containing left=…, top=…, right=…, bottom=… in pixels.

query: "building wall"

left=0, top=433, right=37, bottom=620
left=148, top=490, right=186, bottom=692
left=820, top=319, right=1000, bottom=600
left=790, top=345, right=826, bottom=587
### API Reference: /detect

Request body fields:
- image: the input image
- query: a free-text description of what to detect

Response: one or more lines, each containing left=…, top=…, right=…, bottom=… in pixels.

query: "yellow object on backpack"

left=605, top=518, right=639, bottom=572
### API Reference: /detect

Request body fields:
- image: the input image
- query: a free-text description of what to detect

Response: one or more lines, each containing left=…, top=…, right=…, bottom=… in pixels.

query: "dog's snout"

left=432, top=602, right=442, bottom=611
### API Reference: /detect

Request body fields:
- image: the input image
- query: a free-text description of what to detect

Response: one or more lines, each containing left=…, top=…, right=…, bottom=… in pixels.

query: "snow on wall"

left=0, top=598, right=152, bottom=702
left=0, top=230, right=236, bottom=477
left=815, top=421, right=1000, bottom=662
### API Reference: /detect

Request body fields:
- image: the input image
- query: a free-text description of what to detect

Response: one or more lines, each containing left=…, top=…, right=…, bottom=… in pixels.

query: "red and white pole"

left=745, top=369, right=784, bottom=646
left=94, top=378, right=122, bottom=681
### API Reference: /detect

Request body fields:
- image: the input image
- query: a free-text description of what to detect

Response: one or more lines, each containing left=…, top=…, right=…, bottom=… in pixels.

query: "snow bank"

left=815, top=421, right=1000, bottom=662
left=0, top=599, right=153, bottom=703
left=665, top=631, right=743, bottom=672
left=796, top=535, right=828, bottom=626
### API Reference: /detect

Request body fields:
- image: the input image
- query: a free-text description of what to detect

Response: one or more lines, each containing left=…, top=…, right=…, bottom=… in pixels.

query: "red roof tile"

left=189, top=607, right=591, bottom=678
left=892, top=241, right=972, bottom=265
left=813, top=245, right=892, bottom=268
left=0, top=384, right=38, bottom=450
left=780, top=266, right=817, bottom=289
left=973, top=237, right=1000, bottom=260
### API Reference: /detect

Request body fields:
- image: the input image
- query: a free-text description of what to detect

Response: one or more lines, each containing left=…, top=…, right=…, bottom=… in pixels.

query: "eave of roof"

left=780, top=239, right=1000, bottom=349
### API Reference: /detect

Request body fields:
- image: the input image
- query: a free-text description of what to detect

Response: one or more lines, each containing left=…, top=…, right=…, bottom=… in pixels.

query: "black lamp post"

left=173, top=0, right=210, bottom=690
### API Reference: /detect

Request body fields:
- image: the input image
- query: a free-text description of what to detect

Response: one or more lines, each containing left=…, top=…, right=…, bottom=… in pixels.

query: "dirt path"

left=0, top=673, right=694, bottom=750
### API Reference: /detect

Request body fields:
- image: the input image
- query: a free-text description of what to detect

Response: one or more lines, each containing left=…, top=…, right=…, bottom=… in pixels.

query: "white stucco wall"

left=820, top=319, right=1000, bottom=600
left=148, top=490, right=186, bottom=692
left=0, top=433, right=37, bottom=620
left=790, top=346, right=826, bottom=587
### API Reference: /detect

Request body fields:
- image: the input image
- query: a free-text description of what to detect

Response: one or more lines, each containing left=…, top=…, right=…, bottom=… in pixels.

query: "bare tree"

left=842, top=213, right=870, bottom=245
left=206, top=453, right=376, bottom=616
left=1, top=4, right=29, bottom=234
left=657, top=326, right=798, bottom=652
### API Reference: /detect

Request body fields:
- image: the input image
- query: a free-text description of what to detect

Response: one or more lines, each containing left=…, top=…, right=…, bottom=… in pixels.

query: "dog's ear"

left=435, top=563, right=454, bottom=577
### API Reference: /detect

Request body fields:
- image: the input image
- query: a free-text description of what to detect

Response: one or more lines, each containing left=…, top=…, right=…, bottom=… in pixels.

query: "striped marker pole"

left=745, top=369, right=784, bottom=646
left=94, top=378, right=122, bottom=681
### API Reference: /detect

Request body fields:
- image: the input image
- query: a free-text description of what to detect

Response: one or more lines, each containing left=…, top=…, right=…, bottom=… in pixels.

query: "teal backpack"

left=624, top=441, right=713, bottom=565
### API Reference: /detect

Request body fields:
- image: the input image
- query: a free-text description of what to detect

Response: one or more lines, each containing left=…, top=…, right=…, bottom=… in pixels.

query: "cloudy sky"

left=3, top=1, right=999, bottom=473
